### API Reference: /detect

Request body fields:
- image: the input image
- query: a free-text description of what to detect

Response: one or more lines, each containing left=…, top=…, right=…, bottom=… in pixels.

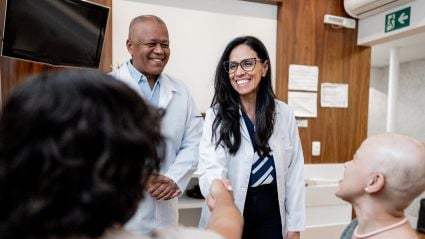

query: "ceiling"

left=371, top=31, right=425, bottom=67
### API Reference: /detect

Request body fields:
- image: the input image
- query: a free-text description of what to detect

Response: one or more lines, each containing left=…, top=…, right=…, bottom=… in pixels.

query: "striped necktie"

left=241, top=111, right=277, bottom=187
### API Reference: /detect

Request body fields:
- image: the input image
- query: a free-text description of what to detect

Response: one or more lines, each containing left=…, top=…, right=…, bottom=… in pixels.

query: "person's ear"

left=126, top=39, right=134, bottom=55
left=365, top=173, right=385, bottom=193
left=261, top=60, right=269, bottom=77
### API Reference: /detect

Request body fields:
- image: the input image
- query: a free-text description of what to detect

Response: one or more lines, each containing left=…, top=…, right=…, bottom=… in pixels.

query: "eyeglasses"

left=223, top=57, right=261, bottom=74
left=129, top=39, right=170, bottom=49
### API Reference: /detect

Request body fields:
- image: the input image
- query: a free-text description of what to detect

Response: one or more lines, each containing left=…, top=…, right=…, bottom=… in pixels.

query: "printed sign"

left=385, top=7, right=411, bottom=33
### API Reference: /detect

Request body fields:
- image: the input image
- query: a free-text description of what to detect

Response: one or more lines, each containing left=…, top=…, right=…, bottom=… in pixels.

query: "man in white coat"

left=110, top=15, right=203, bottom=234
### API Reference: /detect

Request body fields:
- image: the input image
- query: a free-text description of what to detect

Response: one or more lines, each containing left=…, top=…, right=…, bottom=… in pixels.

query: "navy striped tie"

left=249, top=150, right=276, bottom=187
left=241, top=111, right=277, bottom=187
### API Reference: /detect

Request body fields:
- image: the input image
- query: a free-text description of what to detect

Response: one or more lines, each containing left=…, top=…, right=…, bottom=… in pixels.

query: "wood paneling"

left=97, top=0, right=113, bottom=73
left=242, top=0, right=282, bottom=4
left=0, top=0, right=112, bottom=104
left=275, top=0, right=371, bottom=164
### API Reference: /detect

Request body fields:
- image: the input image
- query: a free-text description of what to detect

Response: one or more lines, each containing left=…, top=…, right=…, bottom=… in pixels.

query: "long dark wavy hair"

left=0, top=70, right=164, bottom=239
left=211, top=36, right=275, bottom=155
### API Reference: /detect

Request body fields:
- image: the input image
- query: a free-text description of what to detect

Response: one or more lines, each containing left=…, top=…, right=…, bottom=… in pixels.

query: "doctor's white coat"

left=198, top=100, right=305, bottom=236
left=110, top=64, right=203, bottom=234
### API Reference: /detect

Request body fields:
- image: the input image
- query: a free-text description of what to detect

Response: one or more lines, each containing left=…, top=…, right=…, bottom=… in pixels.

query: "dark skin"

left=126, top=19, right=170, bottom=88
left=127, top=17, right=178, bottom=200
left=147, top=174, right=180, bottom=200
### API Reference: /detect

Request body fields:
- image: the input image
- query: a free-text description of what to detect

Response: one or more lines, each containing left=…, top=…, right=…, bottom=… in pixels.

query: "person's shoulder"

left=206, top=105, right=219, bottom=113
left=151, top=226, right=224, bottom=239
left=109, top=61, right=130, bottom=79
left=274, top=99, right=293, bottom=115
left=204, top=105, right=219, bottom=119
left=160, top=74, right=195, bottom=99
left=161, top=74, right=190, bottom=90
left=274, top=99, right=288, bottom=108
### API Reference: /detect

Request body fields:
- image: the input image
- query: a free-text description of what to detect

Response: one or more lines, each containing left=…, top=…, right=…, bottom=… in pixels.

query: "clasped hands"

left=147, top=174, right=181, bottom=200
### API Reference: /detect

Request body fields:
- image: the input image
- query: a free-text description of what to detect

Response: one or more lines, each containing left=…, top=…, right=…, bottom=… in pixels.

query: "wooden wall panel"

left=0, top=0, right=112, bottom=104
left=97, top=0, right=113, bottom=73
left=275, top=0, right=371, bottom=164
left=242, top=0, right=282, bottom=4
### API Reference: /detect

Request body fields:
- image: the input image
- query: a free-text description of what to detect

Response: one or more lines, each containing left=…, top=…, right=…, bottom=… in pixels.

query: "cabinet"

left=178, top=175, right=204, bottom=226
left=302, top=164, right=352, bottom=239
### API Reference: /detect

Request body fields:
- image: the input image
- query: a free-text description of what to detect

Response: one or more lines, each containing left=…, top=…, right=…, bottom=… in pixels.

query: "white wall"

left=368, top=59, right=425, bottom=142
left=112, top=0, right=277, bottom=112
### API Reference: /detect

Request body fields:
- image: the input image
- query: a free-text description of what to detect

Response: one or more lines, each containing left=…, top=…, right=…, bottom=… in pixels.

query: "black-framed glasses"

left=129, top=39, right=170, bottom=49
left=223, top=57, right=261, bottom=74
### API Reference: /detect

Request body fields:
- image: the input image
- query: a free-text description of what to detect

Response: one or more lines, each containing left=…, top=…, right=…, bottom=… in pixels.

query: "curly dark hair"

left=0, top=70, right=164, bottom=239
left=211, top=36, right=275, bottom=155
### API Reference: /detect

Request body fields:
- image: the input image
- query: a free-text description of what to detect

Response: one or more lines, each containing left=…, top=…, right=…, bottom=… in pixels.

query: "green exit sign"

left=385, top=7, right=411, bottom=33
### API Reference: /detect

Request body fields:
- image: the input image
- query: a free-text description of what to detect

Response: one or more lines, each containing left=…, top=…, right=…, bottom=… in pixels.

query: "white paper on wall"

left=288, top=91, right=317, bottom=118
left=321, top=83, right=349, bottom=108
left=288, top=64, right=319, bottom=92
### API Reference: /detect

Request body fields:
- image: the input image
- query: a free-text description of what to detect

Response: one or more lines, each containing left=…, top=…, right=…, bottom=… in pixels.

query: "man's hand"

left=287, top=231, right=300, bottom=239
left=147, top=174, right=181, bottom=200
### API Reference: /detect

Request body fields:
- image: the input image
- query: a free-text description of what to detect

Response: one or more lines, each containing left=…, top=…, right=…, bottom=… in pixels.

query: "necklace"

left=353, top=217, right=408, bottom=238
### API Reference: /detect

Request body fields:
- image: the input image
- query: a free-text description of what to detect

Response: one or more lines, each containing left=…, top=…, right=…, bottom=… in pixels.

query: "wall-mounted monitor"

left=1, top=0, right=109, bottom=68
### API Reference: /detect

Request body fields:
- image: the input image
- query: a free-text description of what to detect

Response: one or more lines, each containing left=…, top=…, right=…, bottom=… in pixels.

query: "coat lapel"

left=158, top=74, right=176, bottom=109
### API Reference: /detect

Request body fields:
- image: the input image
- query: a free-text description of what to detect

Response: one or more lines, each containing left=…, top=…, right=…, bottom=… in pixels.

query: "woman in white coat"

left=198, top=36, right=305, bottom=239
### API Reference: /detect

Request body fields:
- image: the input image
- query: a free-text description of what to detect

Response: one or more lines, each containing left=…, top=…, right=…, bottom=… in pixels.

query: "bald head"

left=360, top=133, right=425, bottom=207
left=128, top=15, right=167, bottom=40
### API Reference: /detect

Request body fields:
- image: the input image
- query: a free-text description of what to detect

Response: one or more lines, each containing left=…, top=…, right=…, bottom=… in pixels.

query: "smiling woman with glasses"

left=197, top=36, right=306, bottom=239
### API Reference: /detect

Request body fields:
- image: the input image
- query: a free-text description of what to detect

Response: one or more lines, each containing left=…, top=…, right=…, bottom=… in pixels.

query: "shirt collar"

left=127, top=60, right=161, bottom=86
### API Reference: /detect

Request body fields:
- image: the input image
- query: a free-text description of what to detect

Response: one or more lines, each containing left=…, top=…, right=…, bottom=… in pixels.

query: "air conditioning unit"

left=344, top=0, right=414, bottom=19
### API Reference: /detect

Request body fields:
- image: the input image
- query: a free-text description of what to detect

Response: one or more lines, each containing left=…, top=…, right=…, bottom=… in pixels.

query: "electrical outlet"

left=312, top=141, right=321, bottom=156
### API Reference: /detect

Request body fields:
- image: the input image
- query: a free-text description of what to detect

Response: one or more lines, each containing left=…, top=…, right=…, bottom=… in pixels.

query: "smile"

left=236, top=79, right=249, bottom=85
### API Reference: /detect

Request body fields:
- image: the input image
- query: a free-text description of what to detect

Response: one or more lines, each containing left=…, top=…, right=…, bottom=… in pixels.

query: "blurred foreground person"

left=0, top=70, right=242, bottom=239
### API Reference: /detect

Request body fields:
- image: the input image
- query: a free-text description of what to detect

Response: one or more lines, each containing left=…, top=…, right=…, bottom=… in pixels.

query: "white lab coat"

left=197, top=100, right=305, bottom=236
left=110, top=63, right=203, bottom=234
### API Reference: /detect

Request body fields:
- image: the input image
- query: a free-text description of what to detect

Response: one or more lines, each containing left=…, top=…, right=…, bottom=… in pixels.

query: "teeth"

left=236, top=79, right=249, bottom=85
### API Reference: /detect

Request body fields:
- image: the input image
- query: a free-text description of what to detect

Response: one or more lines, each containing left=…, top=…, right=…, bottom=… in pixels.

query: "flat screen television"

left=1, top=0, right=109, bottom=68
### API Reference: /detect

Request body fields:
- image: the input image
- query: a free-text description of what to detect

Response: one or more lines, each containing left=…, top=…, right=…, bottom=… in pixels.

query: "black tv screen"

left=1, top=0, right=109, bottom=68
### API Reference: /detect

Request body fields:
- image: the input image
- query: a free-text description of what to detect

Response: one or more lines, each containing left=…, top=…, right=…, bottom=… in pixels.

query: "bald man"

left=336, top=133, right=425, bottom=239
left=110, top=15, right=203, bottom=234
